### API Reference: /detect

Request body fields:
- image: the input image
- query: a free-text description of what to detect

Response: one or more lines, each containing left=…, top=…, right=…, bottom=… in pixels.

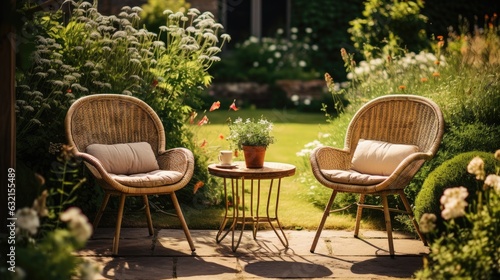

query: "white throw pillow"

left=351, top=139, right=419, bottom=176
left=86, top=142, right=159, bottom=175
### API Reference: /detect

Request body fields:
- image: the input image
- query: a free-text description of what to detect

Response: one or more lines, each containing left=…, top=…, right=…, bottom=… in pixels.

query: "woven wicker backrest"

left=65, top=94, right=165, bottom=154
left=345, top=95, right=444, bottom=156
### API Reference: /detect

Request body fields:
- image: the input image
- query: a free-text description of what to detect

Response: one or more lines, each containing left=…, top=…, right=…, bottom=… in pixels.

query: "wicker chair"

left=309, top=94, right=444, bottom=257
left=65, top=94, right=195, bottom=255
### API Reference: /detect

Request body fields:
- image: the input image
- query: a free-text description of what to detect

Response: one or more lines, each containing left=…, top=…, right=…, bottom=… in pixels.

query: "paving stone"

left=77, top=228, right=429, bottom=279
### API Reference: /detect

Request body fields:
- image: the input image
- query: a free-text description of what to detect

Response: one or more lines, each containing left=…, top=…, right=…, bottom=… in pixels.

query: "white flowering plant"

left=415, top=150, right=500, bottom=279
left=0, top=145, right=99, bottom=279
left=15, top=1, right=230, bottom=211
left=226, top=116, right=275, bottom=150
left=211, top=27, right=320, bottom=84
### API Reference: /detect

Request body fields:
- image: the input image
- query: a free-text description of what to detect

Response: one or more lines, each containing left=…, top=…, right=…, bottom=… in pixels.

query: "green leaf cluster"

left=348, top=0, right=429, bottom=60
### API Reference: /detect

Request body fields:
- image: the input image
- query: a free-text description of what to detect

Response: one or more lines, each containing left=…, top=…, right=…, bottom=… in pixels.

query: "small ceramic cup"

left=218, top=150, right=233, bottom=165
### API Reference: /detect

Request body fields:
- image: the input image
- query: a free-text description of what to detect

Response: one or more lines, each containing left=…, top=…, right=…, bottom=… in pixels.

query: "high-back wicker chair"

left=309, top=94, right=444, bottom=257
left=65, top=94, right=195, bottom=255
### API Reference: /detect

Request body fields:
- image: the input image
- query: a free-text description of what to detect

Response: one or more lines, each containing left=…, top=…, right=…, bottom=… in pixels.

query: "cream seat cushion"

left=351, top=139, right=419, bottom=176
left=86, top=142, right=160, bottom=175
left=321, top=169, right=388, bottom=185
left=111, top=170, right=184, bottom=187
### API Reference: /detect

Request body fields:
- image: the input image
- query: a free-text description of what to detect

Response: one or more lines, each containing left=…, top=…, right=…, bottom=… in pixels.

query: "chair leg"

left=310, top=190, right=337, bottom=253
left=170, top=192, right=195, bottom=252
left=142, top=195, right=154, bottom=236
left=381, top=194, right=395, bottom=257
left=112, top=194, right=126, bottom=255
left=354, top=194, right=366, bottom=237
left=93, top=192, right=111, bottom=231
left=398, top=191, right=427, bottom=246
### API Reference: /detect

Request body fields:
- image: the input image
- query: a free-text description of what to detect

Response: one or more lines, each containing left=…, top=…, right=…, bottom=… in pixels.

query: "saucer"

left=215, top=163, right=238, bottom=169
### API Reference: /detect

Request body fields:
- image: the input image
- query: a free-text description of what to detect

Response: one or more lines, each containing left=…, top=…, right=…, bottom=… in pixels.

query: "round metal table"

left=208, top=161, right=296, bottom=252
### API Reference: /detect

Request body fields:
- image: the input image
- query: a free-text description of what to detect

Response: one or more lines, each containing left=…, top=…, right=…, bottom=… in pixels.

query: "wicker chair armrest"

left=392, top=151, right=433, bottom=175
left=157, top=148, right=195, bottom=174
left=72, top=149, right=114, bottom=181
left=310, top=146, right=351, bottom=170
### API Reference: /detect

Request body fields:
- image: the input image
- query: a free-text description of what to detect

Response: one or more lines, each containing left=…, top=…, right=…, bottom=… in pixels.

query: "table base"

left=215, top=177, right=289, bottom=252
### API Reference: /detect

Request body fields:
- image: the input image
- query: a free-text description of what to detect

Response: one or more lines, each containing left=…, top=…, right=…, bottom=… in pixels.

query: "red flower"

left=229, top=100, right=238, bottom=111
left=209, top=101, right=221, bottom=111
left=197, top=115, right=209, bottom=126
left=218, top=133, right=224, bottom=140
left=200, top=139, right=208, bottom=148
left=67, top=89, right=72, bottom=93
left=193, top=181, right=204, bottom=194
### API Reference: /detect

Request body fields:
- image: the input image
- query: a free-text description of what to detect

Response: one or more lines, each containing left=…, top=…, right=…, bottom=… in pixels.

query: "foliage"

left=210, top=27, right=320, bottom=84
left=415, top=151, right=500, bottom=279
left=0, top=147, right=98, bottom=279
left=291, top=0, right=365, bottom=81
left=421, top=0, right=500, bottom=42
left=15, top=1, right=230, bottom=207
left=348, top=0, right=429, bottom=60
left=414, top=151, right=496, bottom=230
left=227, top=117, right=275, bottom=151
left=140, top=0, right=190, bottom=35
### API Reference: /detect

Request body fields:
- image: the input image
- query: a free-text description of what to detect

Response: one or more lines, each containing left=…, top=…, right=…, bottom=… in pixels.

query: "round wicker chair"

left=309, top=94, right=444, bottom=257
left=65, top=94, right=195, bottom=255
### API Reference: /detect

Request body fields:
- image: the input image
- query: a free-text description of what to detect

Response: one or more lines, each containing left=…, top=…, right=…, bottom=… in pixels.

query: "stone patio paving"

left=77, top=228, right=429, bottom=279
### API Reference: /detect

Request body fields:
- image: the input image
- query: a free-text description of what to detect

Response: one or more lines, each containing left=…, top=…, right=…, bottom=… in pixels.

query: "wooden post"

left=1, top=0, right=16, bottom=235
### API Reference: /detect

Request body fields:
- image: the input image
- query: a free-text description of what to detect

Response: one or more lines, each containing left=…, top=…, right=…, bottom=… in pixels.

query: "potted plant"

left=227, top=117, right=275, bottom=168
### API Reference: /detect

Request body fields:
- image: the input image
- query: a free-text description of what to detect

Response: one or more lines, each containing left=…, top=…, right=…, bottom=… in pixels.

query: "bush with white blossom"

left=415, top=150, right=500, bottom=279
left=1, top=193, right=99, bottom=280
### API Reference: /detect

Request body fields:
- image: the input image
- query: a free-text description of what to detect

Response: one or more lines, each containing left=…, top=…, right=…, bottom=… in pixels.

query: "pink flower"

left=197, top=115, right=209, bottom=126
left=209, top=101, right=221, bottom=111
left=229, top=100, right=238, bottom=111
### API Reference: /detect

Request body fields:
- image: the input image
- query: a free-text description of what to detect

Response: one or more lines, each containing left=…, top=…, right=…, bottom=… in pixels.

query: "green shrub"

left=414, top=151, right=496, bottom=228
left=348, top=0, right=429, bottom=60
left=140, top=0, right=190, bottom=35
left=414, top=150, right=500, bottom=279
left=291, top=0, right=365, bottom=81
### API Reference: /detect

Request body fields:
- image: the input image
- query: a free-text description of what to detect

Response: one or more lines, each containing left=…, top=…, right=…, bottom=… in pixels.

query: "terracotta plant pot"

left=242, top=145, right=266, bottom=168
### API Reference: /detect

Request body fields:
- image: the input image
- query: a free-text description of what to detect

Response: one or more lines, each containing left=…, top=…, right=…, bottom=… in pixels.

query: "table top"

left=208, top=161, right=296, bottom=179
